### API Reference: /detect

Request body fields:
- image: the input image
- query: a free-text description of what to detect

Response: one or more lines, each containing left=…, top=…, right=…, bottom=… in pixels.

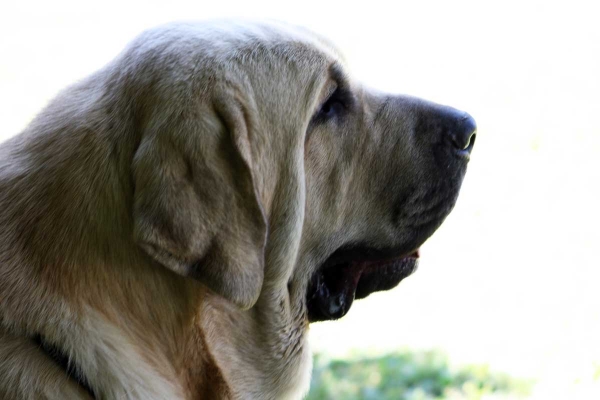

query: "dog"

left=0, top=21, right=475, bottom=399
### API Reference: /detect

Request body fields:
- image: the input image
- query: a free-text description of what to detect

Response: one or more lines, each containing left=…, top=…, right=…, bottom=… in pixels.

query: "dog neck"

left=200, top=288, right=312, bottom=399
left=0, top=99, right=312, bottom=400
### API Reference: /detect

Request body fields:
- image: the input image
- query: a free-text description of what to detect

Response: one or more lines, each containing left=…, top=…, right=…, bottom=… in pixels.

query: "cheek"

left=305, top=118, right=373, bottom=205
left=304, top=128, right=337, bottom=200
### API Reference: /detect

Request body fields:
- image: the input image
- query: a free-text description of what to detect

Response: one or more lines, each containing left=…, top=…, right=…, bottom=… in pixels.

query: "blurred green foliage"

left=307, top=350, right=532, bottom=400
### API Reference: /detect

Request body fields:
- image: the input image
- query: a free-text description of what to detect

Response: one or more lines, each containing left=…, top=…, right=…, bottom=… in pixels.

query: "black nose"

left=450, top=113, right=477, bottom=154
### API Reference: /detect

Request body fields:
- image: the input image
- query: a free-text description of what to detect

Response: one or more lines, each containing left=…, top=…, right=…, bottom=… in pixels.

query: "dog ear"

left=132, top=90, right=267, bottom=310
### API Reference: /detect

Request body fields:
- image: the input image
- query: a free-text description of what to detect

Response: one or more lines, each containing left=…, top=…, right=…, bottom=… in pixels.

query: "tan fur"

left=0, top=20, right=472, bottom=399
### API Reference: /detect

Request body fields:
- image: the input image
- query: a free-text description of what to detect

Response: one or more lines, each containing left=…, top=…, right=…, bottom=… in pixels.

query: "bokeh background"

left=1, top=1, right=598, bottom=398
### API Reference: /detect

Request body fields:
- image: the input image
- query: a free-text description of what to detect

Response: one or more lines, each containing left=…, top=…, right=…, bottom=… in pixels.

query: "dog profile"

left=0, top=21, right=475, bottom=399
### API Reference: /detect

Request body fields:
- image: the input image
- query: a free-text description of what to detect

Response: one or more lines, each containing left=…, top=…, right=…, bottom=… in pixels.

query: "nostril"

left=451, top=114, right=477, bottom=153
left=464, top=132, right=476, bottom=151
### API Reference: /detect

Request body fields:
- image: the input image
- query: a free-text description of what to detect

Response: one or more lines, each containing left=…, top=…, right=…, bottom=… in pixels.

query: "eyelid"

left=327, top=86, right=355, bottom=111
left=318, top=83, right=339, bottom=111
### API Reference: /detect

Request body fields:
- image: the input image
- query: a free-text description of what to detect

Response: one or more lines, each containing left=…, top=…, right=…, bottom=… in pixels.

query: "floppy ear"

left=132, top=91, right=267, bottom=309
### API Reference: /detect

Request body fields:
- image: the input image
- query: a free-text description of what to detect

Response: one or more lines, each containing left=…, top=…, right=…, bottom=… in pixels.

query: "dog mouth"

left=306, top=245, right=420, bottom=322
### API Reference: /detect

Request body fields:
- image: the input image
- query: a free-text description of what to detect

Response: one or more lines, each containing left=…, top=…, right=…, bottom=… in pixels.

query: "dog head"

left=127, top=21, right=475, bottom=321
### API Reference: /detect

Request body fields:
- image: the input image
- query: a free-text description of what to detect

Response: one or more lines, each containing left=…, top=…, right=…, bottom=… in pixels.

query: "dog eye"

left=316, top=89, right=348, bottom=121
left=319, top=95, right=345, bottom=118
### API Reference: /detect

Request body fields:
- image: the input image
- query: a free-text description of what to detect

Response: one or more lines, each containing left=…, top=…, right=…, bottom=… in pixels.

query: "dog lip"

left=355, top=249, right=419, bottom=271
left=318, top=244, right=420, bottom=269
left=355, top=256, right=419, bottom=300
left=306, top=246, right=420, bottom=322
